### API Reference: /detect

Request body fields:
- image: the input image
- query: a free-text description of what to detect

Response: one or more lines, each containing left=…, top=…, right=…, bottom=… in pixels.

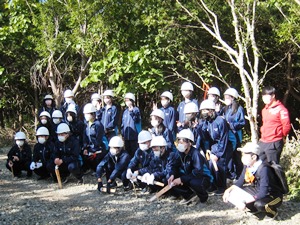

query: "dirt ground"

left=0, top=148, right=300, bottom=225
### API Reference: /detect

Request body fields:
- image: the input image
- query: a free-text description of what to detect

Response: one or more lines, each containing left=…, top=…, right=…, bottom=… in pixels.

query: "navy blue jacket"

left=173, top=147, right=213, bottom=183
left=176, top=99, right=199, bottom=131
left=7, top=143, right=32, bottom=164
left=139, top=151, right=176, bottom=181
left=66, top=119, right=85, bottom=148
left=101, top=105, right=118, bottom=134
left=128, top=148, right=153, bottom=171
left=33, top=141, right=54, bottom=164
left=196, top=119, right=212, bottom=152
left=60, top=102, right=80, bottom=120
left=151, top=127, right=174, bottom=151
left=121, top=107, right=141, bottom=141
left=83, top=120, right=105, bottom=152
left=96, top=149, right=131, bottom=181
left=53, top=136, right=80, bottom=164
left=235, top=164, right=283, bottom=199
left=161, top=105, right=176, bottom=134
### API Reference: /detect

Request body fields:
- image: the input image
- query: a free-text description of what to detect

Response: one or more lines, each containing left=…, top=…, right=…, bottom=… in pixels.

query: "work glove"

left=88, top=153, right=97, bottom=160
left=36, top=162, right=43, bottom=169
left=147, top=174, right=155, bottom=185
left=30, top=162, right=36, bottom=170
left=126, top=168, right=133, bottom=179
left=141, top=173, right=151, bottom=184
left=97, top=182, right=103, bottom=192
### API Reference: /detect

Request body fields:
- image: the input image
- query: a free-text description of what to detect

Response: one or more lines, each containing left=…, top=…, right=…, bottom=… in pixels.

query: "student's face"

left=241, top=153, right=255, bottom=167
left=262, top=94, right=275, bottom=105
left=181, top=90, right=191, bottom=98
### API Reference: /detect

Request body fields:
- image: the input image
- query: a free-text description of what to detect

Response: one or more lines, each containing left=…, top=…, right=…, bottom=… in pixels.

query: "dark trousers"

left=243, top=186, right=282, bottom=217
left=47, top=161, right=82, bottom=179
left=6, top=160, right=31, bottom=176
left=172, top=176, right=210, bottom=202
left=228, top=150, right=243, bottom=179
left=34, top=166, right=50, bottom=178
left=209, top=153, right=230, bottom=190
left=124, top=140, right=138, bottom=158
left=82, top=152, right=106, bottom=172
left=96, top=165, right=129, bottom=187
left=258, top=139, right=283, bottom=164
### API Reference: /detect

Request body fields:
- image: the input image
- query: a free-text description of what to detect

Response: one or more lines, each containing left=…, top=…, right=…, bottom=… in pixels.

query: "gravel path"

left=0, top=150, right=299, bottom=225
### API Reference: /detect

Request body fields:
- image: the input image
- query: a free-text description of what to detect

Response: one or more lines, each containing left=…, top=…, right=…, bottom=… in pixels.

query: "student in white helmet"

left=30, top=127, right=54, bottom=180
left=207, top=87, right=223, bottom=114
left=38, top=94, right=57, bottom=118
left=149, top=109, right=174, bottom=152
left=51, top=110, right=64, bottom=142
left=222, top=88, right=245, bottom=180
left=60, top=89, right=79, bottom=120
left=91, top=93, right=102, bottom=121
left=121, top=93, right=141, bottom=158
left=177, top=81, right=199, bottom=133
left=6, top=132, right=32, bottom=178
left=96, top=136, right=131, bottom=193
left=100, top=90, right=119, bottom=141
left=37, top=111, right=56, bottom=143
left=159, top=91, right=176, bottom=139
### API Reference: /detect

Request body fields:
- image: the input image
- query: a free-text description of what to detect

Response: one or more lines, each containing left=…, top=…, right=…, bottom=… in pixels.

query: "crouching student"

left=138, top=136, right=175, bottom=193
left=168, top=129, right=213, bottom=205
left=223, top=142, right=283, bottom=221
left=96, top=136, right=131, bottom=193
left=47, top=123, right=83, bottom=184
left=30, top=127, right=54, bottom=180
left=6, top=132, right=32, bottom=178
left=126, top=130, right=153, bottom=190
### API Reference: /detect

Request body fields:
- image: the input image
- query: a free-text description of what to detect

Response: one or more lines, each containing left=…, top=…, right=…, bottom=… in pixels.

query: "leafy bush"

left=281, top=127, right=300, bottom=201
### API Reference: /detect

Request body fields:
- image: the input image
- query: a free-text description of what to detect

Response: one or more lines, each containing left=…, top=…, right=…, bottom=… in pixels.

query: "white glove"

left=141, top=173, right=150, bottom=184
left=36, top=162, right=43, bottom=169
left=147, top=174, right=155, bottom=185
left=30, top=162, right=36, bottom=170
left=126, top=169, right=133, bottom=179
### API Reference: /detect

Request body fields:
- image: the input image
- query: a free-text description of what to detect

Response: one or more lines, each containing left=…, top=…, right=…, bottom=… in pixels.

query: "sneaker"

left=214, top=189, right=225, bottom=196
left=207, top=186, right=217, bottom=196
left=77, top=177, right=84, bottom=184
left=179, top=194, right=198, bottom=205
left=264, top=212, right=278, bottom=221
left=61, top=176, right=69, bottom=184
left=83, top=169, right=92, bottom=175
left=124, top=183, right=133, bottom=191
left=26, top=171, right=33, bottom=178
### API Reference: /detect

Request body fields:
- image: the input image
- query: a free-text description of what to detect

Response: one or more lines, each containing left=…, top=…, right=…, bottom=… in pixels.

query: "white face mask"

left=58, top=135, right=67, bottom=142
left=38, top=137, right=46, bottom=144
left=92, top=100, right=99, bottom=107
left=241, top=154, right=253, bottom=167
left=153, top=150, right=161, bottom=157
left=139, top=143, right=149, bottom=151
left=110, top=148, right=118, bottom=156
left=125, top=101, right=132, bottom=108
left=262, top=95, right=272, bottom=105
left=53, top=118, right=61, bottom=124
left=208, top=95, right=216, bottom=103
left=161, top=99, right=169, bottom=107
left=104, top=98, right=111, bottom=105
left=224, top=99, right=232, bottom=106
left=151, top=119, right=159, bottom=127
left=16, top=140, right=24, bottom=147
left=84, top=114, right=93, bottom=122
left=177, top=143, right=187, bottom=153
left=65, top=98, right=73, bottom=104
left=181, top=90, right=191, bottom=98
left=67, top=116, right=73, bottom=122
left=45, top=100, right=52, bottom=106
left=41, top=119, right=47, bottom=124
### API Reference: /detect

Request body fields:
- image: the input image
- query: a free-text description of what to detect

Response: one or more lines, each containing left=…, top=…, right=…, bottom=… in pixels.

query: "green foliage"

left=281, top=129, right=300, bottom=201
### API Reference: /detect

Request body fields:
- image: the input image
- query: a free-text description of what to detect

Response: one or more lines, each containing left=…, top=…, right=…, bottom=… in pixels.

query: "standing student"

left=37, top=111, right=56, bottom=143
left=6, top=132, right=32, bottom=178
left=91, top=93, right=102, bottom=121
left=121, top=93, right=141, bottom=158
left=38, top=94, right=56, bottom=117
left=100, top=90, right=119, bottom=141
left=177, top=81, right=198, bottom=133
left=259, top=86, right=291, bottom=163
left=207, top=87, right=222, bottom=114
left=223, top=88, right=245, bottom=180
left=160, top=91, right=176, bottom=138
left=60, top=89, right=80, bottom=120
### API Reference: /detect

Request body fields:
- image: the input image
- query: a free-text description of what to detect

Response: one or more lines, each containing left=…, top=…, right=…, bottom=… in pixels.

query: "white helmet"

left=150, top=136, right=167, bottom=147
left=181, top=82, right=194, bottom=91
left=44, top=94, right=53, bottom=100
left=15, top=131, right=26, bottom=140
left=39, top=111, right=51, bottom=118
left=224, top=88, right=239, bottom=99
left=150, top=109, right=165, bottom=120
left=138, top=130, right=152, bottom=143
left=91, top=93, right=101, bottom=101
left=109, top=136, right=124, bottom=148
left=161, top=91, right=173, bottom=101
left=183, top=102, right=199, bottom=114
left=124, top=93, right=135, bottom=102
left=64, top=89, right=74, bottom=98
left=52, top=110, right=63, bottom=118
left=83, top=103, right=97, bottom=114
left=36, top=127, right=49, bottom=136
left=56, top=123, right=70, bottom=134
left=207, top=87, right=220, bottom=97
left=177, top=129, right=194, bottom=142
left=200, top=100, right=216, bottom=110
left=66, top=105, right=77, bottom=114
left=102, top=90, right=114, bottom=97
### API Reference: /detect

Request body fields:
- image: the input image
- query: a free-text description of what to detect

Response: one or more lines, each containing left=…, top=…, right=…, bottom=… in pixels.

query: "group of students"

left=6, top=83, right=290, bottom=220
